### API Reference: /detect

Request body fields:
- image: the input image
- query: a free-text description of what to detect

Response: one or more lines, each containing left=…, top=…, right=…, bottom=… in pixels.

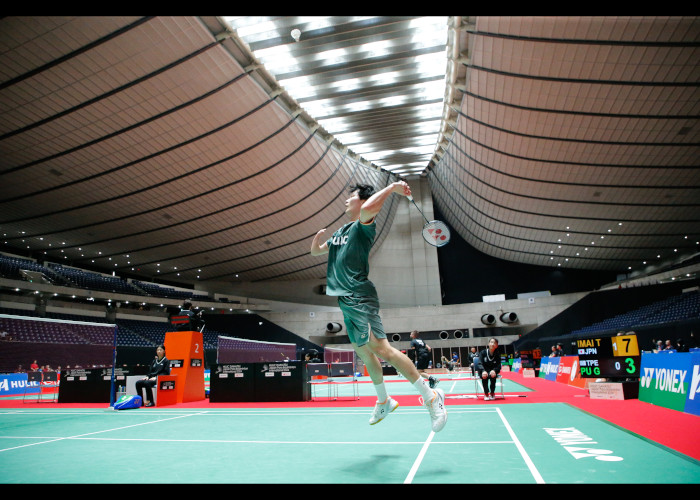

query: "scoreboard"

left=576, top=333, right=640, bottom=378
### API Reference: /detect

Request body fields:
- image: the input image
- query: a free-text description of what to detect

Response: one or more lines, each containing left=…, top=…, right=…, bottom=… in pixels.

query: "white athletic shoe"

left=421, top=388, right=447, bottom=432
left=369, top=397, right=399, bottom=425
left=484, top=395, right=493, bottom=401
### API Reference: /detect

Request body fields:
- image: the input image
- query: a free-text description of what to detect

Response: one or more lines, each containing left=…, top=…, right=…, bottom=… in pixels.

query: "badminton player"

left=410, top=330, right=440, bottom=388
left=311, top=181, right=447, bottom=432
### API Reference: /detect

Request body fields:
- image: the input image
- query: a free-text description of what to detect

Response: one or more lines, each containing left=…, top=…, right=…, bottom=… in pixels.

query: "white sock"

left=374, top=382, right=388, bottom=403
left=413, top=377, right=434, bottom=401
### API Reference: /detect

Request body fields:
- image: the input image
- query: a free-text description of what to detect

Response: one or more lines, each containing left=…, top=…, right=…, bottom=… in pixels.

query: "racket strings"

left=422, top=221, right=450, bottom=247
left=407, top=194, right=450, bottom=247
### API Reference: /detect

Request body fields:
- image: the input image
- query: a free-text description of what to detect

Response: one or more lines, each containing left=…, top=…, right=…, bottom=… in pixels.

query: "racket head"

left=422, top=220, right=451, bottom=247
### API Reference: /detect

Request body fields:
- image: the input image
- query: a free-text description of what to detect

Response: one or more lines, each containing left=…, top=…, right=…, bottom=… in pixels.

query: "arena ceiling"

left=0, top=16, right=698, bottom=291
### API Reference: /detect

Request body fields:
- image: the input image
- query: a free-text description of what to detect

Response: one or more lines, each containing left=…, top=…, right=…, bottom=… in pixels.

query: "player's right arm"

left=310, top=228, right=329, bottom=256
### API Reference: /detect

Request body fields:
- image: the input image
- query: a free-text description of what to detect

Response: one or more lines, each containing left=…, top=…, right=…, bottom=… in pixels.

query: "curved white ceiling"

left=0, top=16, right=698, bottom=290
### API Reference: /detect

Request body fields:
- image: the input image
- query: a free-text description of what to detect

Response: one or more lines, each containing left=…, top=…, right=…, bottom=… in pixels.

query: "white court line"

left=0, top=411, right=207, bottom=454
left=495, top=406, right=545, bottom=484
left=0, top=407, right=493, bottom=416
left=404, top=431, right=435, bottom=484
left=448, top=379, right=459, bottom=393
left=0, top=435, right=515, bottom=446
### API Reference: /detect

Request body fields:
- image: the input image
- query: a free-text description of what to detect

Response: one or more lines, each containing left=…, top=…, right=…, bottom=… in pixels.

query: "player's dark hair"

left=349, top=183, right=375, bottom=200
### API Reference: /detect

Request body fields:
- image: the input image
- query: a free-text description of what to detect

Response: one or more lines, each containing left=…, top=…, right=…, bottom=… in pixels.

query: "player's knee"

left=372, top=344, right=398, bottom=364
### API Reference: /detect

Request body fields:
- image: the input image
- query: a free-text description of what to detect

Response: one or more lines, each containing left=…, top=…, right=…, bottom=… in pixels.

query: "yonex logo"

left=689, top=364, right=700, bottom=400
left=424, top=227, right=447, bottom=243
left=544, top=427, right=623, bottom=462
left=640, top=367, right=688, bottom=394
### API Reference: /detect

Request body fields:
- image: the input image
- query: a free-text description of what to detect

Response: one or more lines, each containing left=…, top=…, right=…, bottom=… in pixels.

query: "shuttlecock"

left=291, top=28, right=301, bottom=42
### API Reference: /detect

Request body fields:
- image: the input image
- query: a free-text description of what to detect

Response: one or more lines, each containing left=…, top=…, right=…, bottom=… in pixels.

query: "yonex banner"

left=512, top=358, right=521, bottom=373
left=539, top=357, right=560, bottom=381
left=639, top=352, right=700, bottom=416
left=0, top=373, right=41, bottom=397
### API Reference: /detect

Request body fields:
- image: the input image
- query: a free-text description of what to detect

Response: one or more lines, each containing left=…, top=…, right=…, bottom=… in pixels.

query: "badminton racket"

left=407, top=195, right=451, bottom=247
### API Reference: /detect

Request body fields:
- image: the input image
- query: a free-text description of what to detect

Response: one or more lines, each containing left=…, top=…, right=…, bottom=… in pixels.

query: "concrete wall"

left=260, top=290, right=589, bottom=349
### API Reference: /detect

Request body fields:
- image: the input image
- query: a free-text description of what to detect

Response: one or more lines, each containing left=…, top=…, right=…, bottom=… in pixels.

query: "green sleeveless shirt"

left=325, top=219, right=377, bottom=297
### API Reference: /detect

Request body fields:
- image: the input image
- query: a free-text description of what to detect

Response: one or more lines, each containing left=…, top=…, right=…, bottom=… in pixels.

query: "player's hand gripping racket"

left=407, top=195, right=451, bottom=247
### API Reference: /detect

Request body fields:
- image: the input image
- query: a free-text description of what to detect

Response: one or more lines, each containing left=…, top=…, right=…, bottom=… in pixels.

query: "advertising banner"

left=512, top=357, right=521, bottom=373
left=539, top=357, right=560, bottom=381
left=565, top=356, right=589, bottom=389
left=556, top=356, right=578, bottom=385
left=686, top=352, right=700, bottom=417
left=0, top=373, right=41, bottom=397
left=639, top=352, right=700, bottom=416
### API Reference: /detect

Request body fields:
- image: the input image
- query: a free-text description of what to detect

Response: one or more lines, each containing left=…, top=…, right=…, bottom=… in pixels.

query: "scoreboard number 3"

left=614, top=357, right=636, bottom=374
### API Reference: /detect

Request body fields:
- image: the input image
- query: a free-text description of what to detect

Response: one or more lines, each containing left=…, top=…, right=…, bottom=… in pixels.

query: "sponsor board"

left=512, top=358, right=521, bottom=373
left=0, top=373, right=41, bottom=396
left=539, top=357, right=560, bottom=381
left=639, top=352, right=700, bottom=416
left=560, top=356, right=588, bottom=389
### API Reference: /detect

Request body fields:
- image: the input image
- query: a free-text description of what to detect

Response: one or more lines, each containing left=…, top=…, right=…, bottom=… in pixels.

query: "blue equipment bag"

left=114, top=394, right=143, bottom=410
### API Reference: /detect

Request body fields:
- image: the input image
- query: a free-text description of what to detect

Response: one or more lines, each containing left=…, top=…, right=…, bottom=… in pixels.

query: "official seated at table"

left=135, top=344, right=170, bottom=407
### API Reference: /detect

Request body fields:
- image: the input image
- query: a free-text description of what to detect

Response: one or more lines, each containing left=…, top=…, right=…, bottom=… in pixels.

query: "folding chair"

left=41, top=371, right=59, bottom=402
left=23, top=371, right=43, bottom=403
left=329, top=362, right=359, bottom=400
left=473, top=372, right=505, bottom=400
left=307, top=363, right=331, bottom=401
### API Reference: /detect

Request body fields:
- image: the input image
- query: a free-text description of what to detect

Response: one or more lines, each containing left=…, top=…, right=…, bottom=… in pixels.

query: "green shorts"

left=337, top=295, right=386, bottom=347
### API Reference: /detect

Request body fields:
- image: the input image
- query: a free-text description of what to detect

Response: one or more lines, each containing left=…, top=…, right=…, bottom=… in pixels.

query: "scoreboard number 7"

left=612, top=334, right=639, bottom=357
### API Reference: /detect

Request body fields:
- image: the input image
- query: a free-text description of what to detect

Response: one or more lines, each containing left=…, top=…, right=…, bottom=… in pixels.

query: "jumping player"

left=310, top=181, right=447, bottom=432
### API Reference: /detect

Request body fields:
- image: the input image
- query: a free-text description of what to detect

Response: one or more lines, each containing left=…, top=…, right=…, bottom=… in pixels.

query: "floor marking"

left=1, top=407, right=494, bottom=414
left=495, top=406, right=545, bottom=484
left=0, top=435, right=515, bottom=445
left=404, top=431, right=435, bottom=484
left=0, top=411, right=206, bottom=454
